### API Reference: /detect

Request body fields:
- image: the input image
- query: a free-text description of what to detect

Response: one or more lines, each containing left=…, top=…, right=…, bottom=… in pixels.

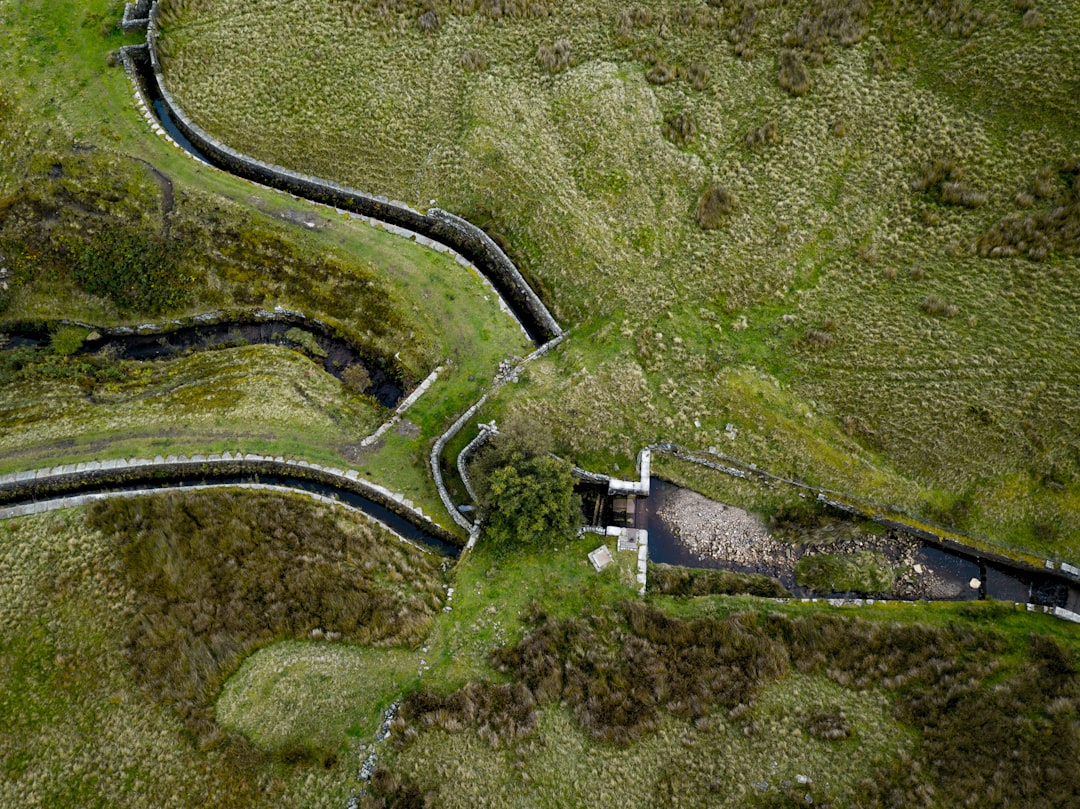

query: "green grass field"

left=0, top=496, right=442, bottom=808
left=158, top=0, right=1079, bottom=556
left=1, top=0, right=1079, bottom=806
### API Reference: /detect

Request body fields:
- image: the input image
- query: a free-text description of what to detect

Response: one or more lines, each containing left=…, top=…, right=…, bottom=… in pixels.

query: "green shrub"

left=471, top=417, right=581, bottom=554
left=49, top=324, right=88, bottom=356
left=343, top=362, right=372, bottom=392
left=283, top=326, right=328, bottom=358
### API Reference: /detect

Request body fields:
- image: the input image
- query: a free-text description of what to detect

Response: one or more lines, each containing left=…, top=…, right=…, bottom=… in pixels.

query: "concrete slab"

left=588, top=545, right=614, bottom=572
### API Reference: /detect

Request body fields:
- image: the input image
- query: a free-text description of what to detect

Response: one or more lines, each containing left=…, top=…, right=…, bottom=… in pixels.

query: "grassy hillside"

left=159, top=0, right=1080, bottom=555
left=0, top=493, right=444, bottom=808
left=0, top=0, right=532, bottom=517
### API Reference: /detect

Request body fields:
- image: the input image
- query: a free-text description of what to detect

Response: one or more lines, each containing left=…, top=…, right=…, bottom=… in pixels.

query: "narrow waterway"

left=2, top=317, right=405, bottom=407
left=0, top=470, right=459, bottom=557
left=645, top=477, right=1079, bottom=609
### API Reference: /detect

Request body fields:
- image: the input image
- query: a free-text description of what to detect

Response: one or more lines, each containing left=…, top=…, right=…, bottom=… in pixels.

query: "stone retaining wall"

left=0, top=453, right=461, bottom=549
left=141, top=3, right=562, bottom=344
left=121, top=0, right=151, bottom=31
left=0, top=483, right=440, bottom=555
left=430, top=332, right=568, bottom=541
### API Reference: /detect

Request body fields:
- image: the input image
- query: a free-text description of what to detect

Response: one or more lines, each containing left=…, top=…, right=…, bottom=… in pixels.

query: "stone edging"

left=649, top=442, right=1080, bottom=586
left=133, top=3, right=562, bottom=344
left=429, top=332, right=569, bottom=543
left=0, top=453, right=460, bottom=549
left=0, top=483, right=440, bottom=556
left=121, top=0, right=151, bottom=31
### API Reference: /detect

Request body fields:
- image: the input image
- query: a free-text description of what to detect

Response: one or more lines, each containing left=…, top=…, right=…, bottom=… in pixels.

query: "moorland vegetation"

left=158, top=0, right=1080, bottom=557
left=1, top=0, right=1079, bottom=806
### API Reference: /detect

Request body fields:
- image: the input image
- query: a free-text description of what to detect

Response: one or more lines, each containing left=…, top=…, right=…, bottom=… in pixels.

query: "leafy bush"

left=471, top=418, right=581, bottom=554
left=343, top=362, right=372, bottom=392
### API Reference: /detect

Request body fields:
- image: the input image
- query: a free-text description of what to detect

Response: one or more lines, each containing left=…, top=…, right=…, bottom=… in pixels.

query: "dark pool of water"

left=3, top=318, right=404, bottom=408
left=645, top=477, right=1075, bottom=607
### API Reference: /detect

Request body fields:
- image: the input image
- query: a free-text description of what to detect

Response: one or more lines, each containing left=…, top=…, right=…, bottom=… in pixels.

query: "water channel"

left=117, top=34, right=1080, bottom=613
left=2, top=317, right=405, bottom=407
left=643, top=477, right=1079, bottom=610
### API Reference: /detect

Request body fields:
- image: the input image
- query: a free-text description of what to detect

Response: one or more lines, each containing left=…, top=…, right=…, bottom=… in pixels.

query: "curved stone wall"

left=140, top=4, right=562, bottom=344
left=0, top=453, right=462, bottom=551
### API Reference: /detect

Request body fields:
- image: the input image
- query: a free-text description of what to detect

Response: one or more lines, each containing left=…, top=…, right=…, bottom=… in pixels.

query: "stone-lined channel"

left=0, top=462, right=460, bottom=557
left=644, top=478, right=1080, bottom=611
left=2, top=314, right=405, bottom=407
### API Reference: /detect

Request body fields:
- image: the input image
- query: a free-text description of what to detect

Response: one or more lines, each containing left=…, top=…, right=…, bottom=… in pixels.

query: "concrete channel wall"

left=139, top=2, right=562, bottom=344
left=0, top=454, right=461, bottom=549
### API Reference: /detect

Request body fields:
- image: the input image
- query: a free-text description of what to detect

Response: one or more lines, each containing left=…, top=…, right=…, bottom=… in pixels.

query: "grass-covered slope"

left=0, top=0, right=532, bottom=517
left=0, top=492, right=444, bottom=808
left=159, top=0, right=1079, bottom=555
left=0, top=343, right=386, bottom=473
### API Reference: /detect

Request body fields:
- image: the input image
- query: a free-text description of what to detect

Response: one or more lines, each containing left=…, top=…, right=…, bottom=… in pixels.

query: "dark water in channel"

left=645, top=477, right=1077, bottom=608
left=2, top=319, right=404, bottom=407
left=3, top=472, right=459, bottom=557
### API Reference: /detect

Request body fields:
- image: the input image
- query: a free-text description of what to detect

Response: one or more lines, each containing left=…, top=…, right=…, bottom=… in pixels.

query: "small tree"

left=472, top=419, right=580, bottom=554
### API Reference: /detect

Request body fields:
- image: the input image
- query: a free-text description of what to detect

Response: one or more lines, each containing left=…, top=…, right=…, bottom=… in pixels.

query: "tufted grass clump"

left=536, top=38, right=573, bottom=73
left=919, top=294, right=959, bottom=316
left=978, top=157, right=1080, bottom=259
left=778, top=48, right=811, bottom=95
left=694, top=184, right=738, bottom=230
left=794, top=550, right=896, bottom=593
left=645, top=61, right=677, bottom=85
left=744, top=120, right=779, bottom=151
left=49, top=324, right=89, bottom=356
left=648, top=562, right=790, bottom=597
left=912, top=158, right=986, bottom=207
left=459, top=48, right=490, bottom=72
